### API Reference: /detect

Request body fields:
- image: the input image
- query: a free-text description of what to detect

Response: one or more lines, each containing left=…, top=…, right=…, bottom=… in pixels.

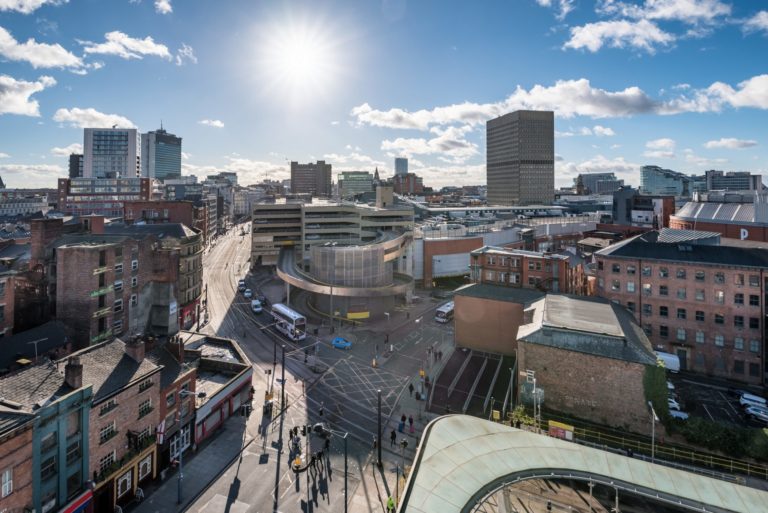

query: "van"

left=251, top=299, right=262, bottom=314
left=739, top=393, right=767, bottom=409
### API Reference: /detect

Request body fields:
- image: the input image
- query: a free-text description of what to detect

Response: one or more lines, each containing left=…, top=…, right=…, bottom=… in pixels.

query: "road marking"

left=702, top=403, right=715, bottom=421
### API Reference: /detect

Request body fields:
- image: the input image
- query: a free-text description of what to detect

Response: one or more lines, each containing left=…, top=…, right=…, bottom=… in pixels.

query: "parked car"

left=739, top=393, right=767, bottom=409
left=312, top=422, right=331, bottom=438
left=244, top=288, right=253, bottom=299
left=670, top=410, right=689, bottom=420
left=331, top=337, right=352, bottom=350
left=251, top=299, right=262, bottom=314
left=745, top=406, right=768, bottom=424
left=238, top=279, right=246, bottom=292
left=666, top=380, right=675, bottom=391
left=668, top=398, right=682, bottom=411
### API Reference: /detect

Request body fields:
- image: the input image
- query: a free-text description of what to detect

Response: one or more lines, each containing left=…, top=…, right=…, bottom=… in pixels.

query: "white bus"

left=270, top=303, right=307, bottom=341
left=435, top=301, right=454, bottom=323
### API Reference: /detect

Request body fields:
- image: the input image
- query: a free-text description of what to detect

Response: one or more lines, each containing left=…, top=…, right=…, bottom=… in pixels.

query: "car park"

left=244, top=288, right=253, bottom=299
left=331, top=337, right=352, bottom=350
left=670, top=410, right=689, bottom=420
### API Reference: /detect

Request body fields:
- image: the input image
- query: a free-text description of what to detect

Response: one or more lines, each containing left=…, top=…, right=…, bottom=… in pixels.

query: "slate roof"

left=0, top=411, right=33, bottom=436
left=0, top=320, right=69, bottom=371
left=597, top=230, right=768, bottom=268
left=146, top=344, right=187, bottom=390
left=453, top=283, right=545, bottom=306
left=104, top=222, right=198, bottom=239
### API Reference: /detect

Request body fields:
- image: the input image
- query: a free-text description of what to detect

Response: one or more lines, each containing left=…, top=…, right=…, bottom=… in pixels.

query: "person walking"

left=409, top=415, right=414, bottom=434
left=399, top=414, right=406, bottom=433
left=390, top=428, right=397, bottom=447
left=387, top=495, right=395, bottom=513
left=408, top=383, right=414, bottom=397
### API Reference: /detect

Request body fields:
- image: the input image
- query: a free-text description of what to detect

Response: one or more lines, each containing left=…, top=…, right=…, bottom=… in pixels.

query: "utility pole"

left=377, top=389, right=382, bottom=468
left=281, top=345, right=286, bottom=410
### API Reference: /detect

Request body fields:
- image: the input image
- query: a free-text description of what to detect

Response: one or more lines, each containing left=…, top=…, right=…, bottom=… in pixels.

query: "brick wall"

left=454, top=295, right=523, bottom=355
left=518, top=341, right=650, bottom=434
left=423, top=237, right=483, bottom=287
left=0, top=275, right=15, bottom=335
left=0, top=425, right=33, bottom=511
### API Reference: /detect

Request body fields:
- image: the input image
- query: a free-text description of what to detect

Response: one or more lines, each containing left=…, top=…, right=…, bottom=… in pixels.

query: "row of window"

left=602, top=278, right=761, bottom=306
left=643, top=323, right=761, bottom=352
left=626, top=302, right=760, bottom=328
left=485, top=256, right=551, bottom=272
left=603, top=262, right=761, bottom=287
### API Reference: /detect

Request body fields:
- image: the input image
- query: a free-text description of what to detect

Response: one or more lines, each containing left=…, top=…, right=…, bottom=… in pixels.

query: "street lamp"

left=648, top=400, right=659, bottom=463
left=176, top=390, right=206, bottom=505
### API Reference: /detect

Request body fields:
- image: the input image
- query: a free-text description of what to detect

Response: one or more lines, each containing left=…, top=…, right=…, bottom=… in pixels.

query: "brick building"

left=0, top=265, right=15, bottom=336
left=595, top=228, right=768, bottom=385
left=123, top=199, right=209, bottom=243
left=57, top=178, right=151, bottom=218
left=469, top=245, right=587, bottom=295
left=670, top=191, right=768, bottom=242
left=0, top=414, right=33, bottom=512
left=392, top=173, right=424, bottom=195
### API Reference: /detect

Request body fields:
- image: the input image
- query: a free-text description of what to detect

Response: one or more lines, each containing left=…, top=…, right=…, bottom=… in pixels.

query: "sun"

left=258, top=20, right=341, bottom=104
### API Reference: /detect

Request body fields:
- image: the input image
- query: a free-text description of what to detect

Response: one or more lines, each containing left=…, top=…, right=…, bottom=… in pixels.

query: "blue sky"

left=0, top=0, right=767, bottom=189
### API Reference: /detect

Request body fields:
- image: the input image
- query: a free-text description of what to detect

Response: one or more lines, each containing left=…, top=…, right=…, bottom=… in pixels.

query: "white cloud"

left=181, top=152, right=191, bottom=160
left=592, top=125, right=616, bottom=136
left=0, top=152, right=9, bottom=158
left=703, top=138, right=758, bottom=150
left=744, top=11, right=768, bottom=34
left=0, top=26, right=83, bottom=69
left=0, top=74, right=55, bottom=116
left=598, top=0, right=731, bottom=24
left=175, top=43, right=196, bottom=65
left=322, top=151, right=385, bottom=168
left=0, top=163, right=65, bottom=187
left=646, top=137, right=676, bottom=150
left=53, top=107, right=135, bottom=128
left=81, top=31, right=171, bottom=60
left=535, top=0, right=575, bottom=20
left=154, top=0, right=171, bottom=14
left=557, top=154, right=640, bottom=186
left=183, top=156, right=288, bottom=184
left=330, top=121, right=340, bottom=126
left=0, top=0, right=66, bottom=14
left=51, top=142, right=82, bottom=156
left=564, top=19, right=675, bottom=53
left=558, top=125, right=616, bottom=137
left=407, top=163, right=486, bottom=188
left=643, top=150, right=676, bottom=159
left=198, top=119, right=224, bottom=128
left=683, top=148, right=727, bottom=166
left=380, top=125, right=479, bottom=163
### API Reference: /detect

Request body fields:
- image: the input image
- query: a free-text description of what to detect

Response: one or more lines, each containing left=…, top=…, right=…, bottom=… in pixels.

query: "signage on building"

left=741, top=228, right=749, bottom=240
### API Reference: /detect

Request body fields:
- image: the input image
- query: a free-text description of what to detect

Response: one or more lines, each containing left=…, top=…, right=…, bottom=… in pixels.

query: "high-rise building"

left=141, top=127, right=182, bottom=181
left=68, top=153, right=83, bottom=178
left=338, top=171, right=374, bottom=198
left=574, top=172, right=624, bottom=194
left=486, top=110, right=554, bottom=206
left=83, top=128, right=140, bottom=179
left=640, top=165, right=693, bottom=198
left=395, top=157, right=408, bottom=176
left=290, top=161, right=332, bottom=197
left=705, top=170, right=763, bottom=192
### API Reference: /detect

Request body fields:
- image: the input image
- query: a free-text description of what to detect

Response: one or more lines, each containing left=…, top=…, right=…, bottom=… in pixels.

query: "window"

left=734, top=273, right=744, bottom=285
left=734, top=360, right=744, bottom=374
left=735, top=315, right=744, bottom=328
left=485, top=271, right=496, bottom=282
left=527, top=276, right=538, bottom=286
left=695, top=310, right=705, bottom=322
left=130, top=294, right=138, bottom=307
left=0, top=281, right=5, bottom=298
left=659, top=325, right=668, bottom=338
left=659, top=285, right=668, bottom=296
left=715, top=290, right=724, bottom=304
left=642, top=304, right=652, bottom=315
left=695, top=270, right=705, bottom=282
left=714, top=272, right=724, bottom=284
left=626, top=281, right=635, bottom=293
left=611, top=263, right=621, bottom=273
left=696, top=331, right=705, bottom=344
left=113, top=319, right=123, bottom=334
left=641, top=266, right=651, bottom=276
left=114, top=280, right=123, bottom=292
left=643, top=324, right=652, bottom=336
left=750, top=294, right=760, bottom=306
left=715, top=334, right=724, bottom=347
left=715, top=314, right=724, bottom=324
left=750, top=363, right=761, bottom=377
left=114, top=263, right=123, bottom=274
left=131, top=259, right=139, bottom=271
left=117, top=469, right=132, bottom=498
left=750, top=317, right=760, bottom=329
left=99, top=422, right=116, bottom=444
left=131, top=276, right=138, bottom=288
left=676, top=328, right=686, bottom=341
left=659, top=267, right=669, bottom=278
left=749, top=274, right=760, bottom=287
left=138, top=399, right=152, bottom=418
left=627, top=302, right=636, bottom=313
left=1, top=468, right=11, bottom=498
left=734, top=337, right=744, bottom=351
left=41, top=456, right=56, bottom=481
left=750, top=339, right=760, bottom=353
left=659, top=306, right=668, bottom=317
left=66, top=440, right=81, bottom=465
left=676, top=308, right=686, bottom=319
left=676, top=268, right=686, bottom=279
left=511, top=273, right=520, bottom=284
left=139, top=378, right=153, bottom=392
left=642, top=283, right=651, bottom=296
left=498, top=272, right=507, bottom=283
left=67, top=470, right=81, bottom=499
left=611, top=280, right=620, bottom=291
left=41, top=431, right=56, bottom=452
left=113, top=299, right=123, bottom=313
left=695, top=289, right=705, bottom=301
left=139, top=454, right=152, bottom=481
left=166, top=391, right=176, bottom=408
left=598, top=278, right=604, bottom=289
left=735, top=293, right=744, bottom=305
left=100, top=399, right=117, bottom=416
left=598, top=261, right=604, bottom=271
left=627, top=265, right=636, bottom=275
left=677, top=288, right=686, bottom=299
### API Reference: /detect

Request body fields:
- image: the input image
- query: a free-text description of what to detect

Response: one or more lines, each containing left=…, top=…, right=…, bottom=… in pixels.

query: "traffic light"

left=301, top=425, right=307, bottom=436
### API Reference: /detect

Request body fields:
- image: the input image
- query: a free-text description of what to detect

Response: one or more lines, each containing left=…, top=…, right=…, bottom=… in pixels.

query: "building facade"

left=595, top=229, right=767, bottom=385
left=338, top=171, right=374, bottom=198
left=575, top=172, right=624, bottom=194
left=290, top=161, right=332, bottom=197
left=670, top=192, right=768, bottom=242
left=0, top=414, right=34, bottom=512
left=123, top=199, right=207, bottom=242
left=486, top=110, right=554, bottom=206
left=68, top=154, right=83, bottom=179
left=57, top=177, right=152, bottom=218
left=83, top=128, right=140, bottom=179
left=392, top=173, right=424, bottom=195
left=140, top=128, right=182, bottom=181
left=395, top=157, right=408, bottom=176
left=640, top=165, right=693, bottom=198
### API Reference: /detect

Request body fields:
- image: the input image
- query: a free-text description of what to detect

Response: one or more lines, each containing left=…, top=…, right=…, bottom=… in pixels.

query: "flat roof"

left=453, top=283, right=545, bottom=306
left=400, top=415, right=768, bottom=513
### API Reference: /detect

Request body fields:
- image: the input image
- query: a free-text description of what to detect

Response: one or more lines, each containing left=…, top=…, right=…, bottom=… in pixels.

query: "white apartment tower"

left=83, top=128, right=141, bottom=179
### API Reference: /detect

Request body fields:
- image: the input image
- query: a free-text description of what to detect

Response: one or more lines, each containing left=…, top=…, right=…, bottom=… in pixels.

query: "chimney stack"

left=168, top=335, right=185, bottom=364
left=64, top=356, right=83, bottom=389
left=125, top=336, right=145, bottom=363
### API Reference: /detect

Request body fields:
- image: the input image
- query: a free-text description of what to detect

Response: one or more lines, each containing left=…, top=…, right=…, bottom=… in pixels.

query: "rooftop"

left=104, top=222, right=198, bottom=239
left=470, top=245, right=570, bottom=260
left=0, top=320, right=69, bottom=371
left=453, top=283, right=545, bottom=306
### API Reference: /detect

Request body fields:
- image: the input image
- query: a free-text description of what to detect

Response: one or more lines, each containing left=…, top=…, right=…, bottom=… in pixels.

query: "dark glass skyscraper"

left=141, top=127, right=182, bottom=181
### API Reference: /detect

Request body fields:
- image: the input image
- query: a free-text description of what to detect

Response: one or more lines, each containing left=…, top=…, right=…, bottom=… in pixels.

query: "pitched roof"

left=0, top=320, right=69, bottom=371
left=104, top=222, right=198, bottom=239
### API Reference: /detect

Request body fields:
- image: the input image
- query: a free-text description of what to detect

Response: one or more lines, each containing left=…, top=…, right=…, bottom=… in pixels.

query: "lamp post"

left=648, top=400, right=659, bottom=463
left=176, top=390, right=206, bottom=505
left=377, top=389, right=382, bottom=468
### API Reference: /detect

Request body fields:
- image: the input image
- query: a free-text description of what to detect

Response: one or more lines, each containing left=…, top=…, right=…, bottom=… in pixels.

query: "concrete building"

left=140, top=127, right=182, bottom=181
left=486, top=110, right=554, bottom=206
left=595, top=228, right=768, bottom=384
left=705, top=170, right=763, bottom=192
left=338, top=171, right=374, bottom=198
left=290, top=161, right=332, bottom=197
left=612, top=186, right=674, bottom=228
left=392, top=173, right=424, bottom=195
left=640, top=165, right=693, bottom=198
left=57, top=177, right=152, bottom=218
left=395, top=157, right=408, bottom=176
left=574, top=172, right=624, bottom=194
left=68, top=153, right=83, bottom=179
left=83, top=128, right=141, bottom=179
left=670, top=191, right=768, bottom=242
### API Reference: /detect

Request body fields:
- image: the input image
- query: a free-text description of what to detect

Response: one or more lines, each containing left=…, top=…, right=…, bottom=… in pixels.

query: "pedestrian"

left=390, top=429, right=396, bottom=447
left=324, top=437, right=330, bottom=454
left=387, top=495, right=395, bottom=513
left=319, top=401, right=324, bottom=418
left=408, top=383, right=414, bottom=397
left=399, top=413, right=406, bottom=433
left=409, top=415, right=414, bottom=434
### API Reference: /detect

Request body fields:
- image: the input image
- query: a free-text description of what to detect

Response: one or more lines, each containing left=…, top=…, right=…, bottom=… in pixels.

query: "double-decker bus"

left=434, top=301, right=454, bottom=323
left=270, top=303, right=307, bottom=341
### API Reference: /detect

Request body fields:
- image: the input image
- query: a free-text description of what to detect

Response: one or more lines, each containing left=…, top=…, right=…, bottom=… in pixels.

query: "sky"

left=0, top=0, right=767, bottom=190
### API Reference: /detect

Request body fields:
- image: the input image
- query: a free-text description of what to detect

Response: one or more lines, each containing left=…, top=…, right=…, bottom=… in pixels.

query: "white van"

left=739, top=393, right=767, bottom=409
left=251, top=299, right=262, bottom=314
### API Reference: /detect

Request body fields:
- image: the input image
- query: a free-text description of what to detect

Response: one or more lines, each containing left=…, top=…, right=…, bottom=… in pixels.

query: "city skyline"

left=0, top=0, right=767, bottom=189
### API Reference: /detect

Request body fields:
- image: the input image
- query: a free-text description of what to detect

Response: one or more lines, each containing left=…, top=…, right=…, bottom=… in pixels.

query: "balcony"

left=93, top=307, right=111, bottom=318
left=91, top=329, right=113, bottom=344
left=92, top=266, right=109, bottom=275
left=90, top=285, right=114, bottom=297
